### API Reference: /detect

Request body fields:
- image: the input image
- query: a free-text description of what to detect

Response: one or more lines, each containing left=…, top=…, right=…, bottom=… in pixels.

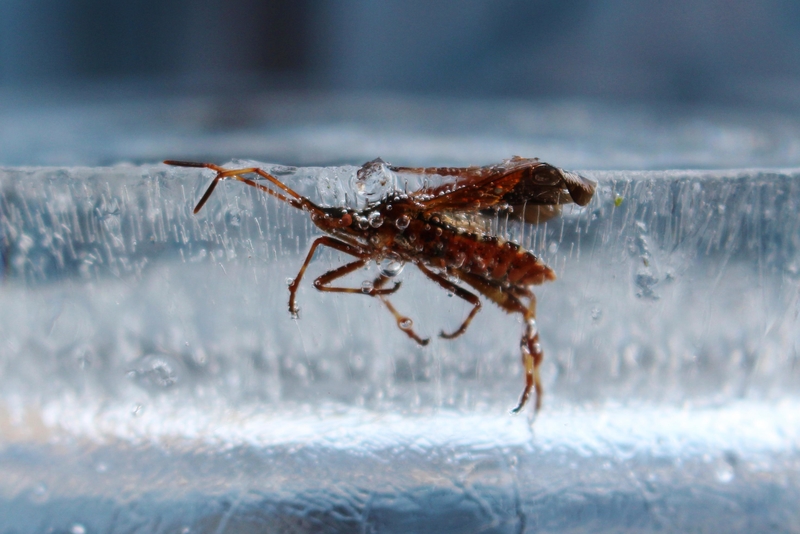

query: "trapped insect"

left=164, top=157, right=596, bottom=413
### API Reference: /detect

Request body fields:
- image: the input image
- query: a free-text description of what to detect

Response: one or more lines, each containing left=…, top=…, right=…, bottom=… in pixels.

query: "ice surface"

left=1, top=162, right=799, bottom=532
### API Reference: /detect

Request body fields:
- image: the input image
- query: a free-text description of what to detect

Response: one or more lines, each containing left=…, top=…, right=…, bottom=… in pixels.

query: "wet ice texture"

left=1, top=163, right=799, bottom=532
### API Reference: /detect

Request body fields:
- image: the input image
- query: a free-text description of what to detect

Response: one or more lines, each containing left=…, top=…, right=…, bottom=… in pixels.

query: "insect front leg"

left=288, top=236, right=368, bottom=317
left=313, top=262, right=402, bottom=297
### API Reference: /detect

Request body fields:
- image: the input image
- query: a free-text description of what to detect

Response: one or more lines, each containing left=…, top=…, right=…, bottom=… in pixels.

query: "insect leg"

left=313, top=262, right=401, bottom=296
left=449, top=271, right=543, bottom=414
left=288, top=236, right=368, bottom=317
left=290, top=237, right=424, bottom=344
left=319, top=266, right=428, bottom=345
left=373, top=282, right=430, bottom=346
left=414, top=263, right=481, bottom=340
left=512, top=293, right=542, bottom=415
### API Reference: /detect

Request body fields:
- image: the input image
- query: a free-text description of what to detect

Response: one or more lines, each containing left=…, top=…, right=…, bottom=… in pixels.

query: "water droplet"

left=286, top=277, right=294, bottom=286
left=369, top=235, right=381, bottom=246
left=361, top=280, right=374, bottom=293
left=368, top=212, right=384, bottom=228
left=399, top=318, right=413, bottom=329
left=356, top=216, right=370, bottom=230
left=380, top=258, right=405, bottom=277
left=395, top=215, right=410, bottom=230
left=452, top=252, right=467, bottom=268
left=532, top=342, right=542, bottom=354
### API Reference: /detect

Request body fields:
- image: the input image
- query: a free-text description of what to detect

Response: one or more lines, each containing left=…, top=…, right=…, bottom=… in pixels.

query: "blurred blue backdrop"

left=1, top=0, right=799, bottom=107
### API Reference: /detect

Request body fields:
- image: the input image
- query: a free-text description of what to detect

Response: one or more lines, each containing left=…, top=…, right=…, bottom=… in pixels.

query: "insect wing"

left=408, top=162, right=536, bottom=213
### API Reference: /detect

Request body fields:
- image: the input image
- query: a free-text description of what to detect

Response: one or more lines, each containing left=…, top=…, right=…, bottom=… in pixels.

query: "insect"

left=164, top=157, right=596, bottom=413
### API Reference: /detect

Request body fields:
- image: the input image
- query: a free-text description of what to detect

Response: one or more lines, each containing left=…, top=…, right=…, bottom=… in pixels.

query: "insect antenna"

left=164, top=160, right=317, bottom=214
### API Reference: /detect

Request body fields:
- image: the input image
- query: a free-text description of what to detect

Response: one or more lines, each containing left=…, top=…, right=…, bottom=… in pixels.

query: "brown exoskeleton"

left=164, top=157, right=596, bottom=413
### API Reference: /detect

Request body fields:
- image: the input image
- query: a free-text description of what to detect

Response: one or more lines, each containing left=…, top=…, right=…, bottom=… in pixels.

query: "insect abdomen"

left=413, top=220, right=555, bottom=285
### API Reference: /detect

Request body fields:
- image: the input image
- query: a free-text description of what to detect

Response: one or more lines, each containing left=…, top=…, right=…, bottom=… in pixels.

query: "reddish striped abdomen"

left=408, top=218, right=555, bottom=286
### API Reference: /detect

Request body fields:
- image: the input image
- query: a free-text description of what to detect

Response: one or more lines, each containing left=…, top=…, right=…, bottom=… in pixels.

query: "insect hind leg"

left=510, top=294, right=542, bottom=415
left=449, top=270, right=543, bottom=414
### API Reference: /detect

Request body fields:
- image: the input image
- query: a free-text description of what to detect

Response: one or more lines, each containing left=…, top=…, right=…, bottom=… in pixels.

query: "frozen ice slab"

left=1, top=162, right=799, bottom=532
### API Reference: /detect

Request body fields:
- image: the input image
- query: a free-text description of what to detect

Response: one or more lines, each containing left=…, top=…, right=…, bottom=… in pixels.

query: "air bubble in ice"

left=380, top=258, right=405, bottom=277
left=226, top=212, right=241, bottom=227
left=129, top=354, right=179, bottom=389
left=715, top=464, right=735, bottom=483
left=395, top=215, right=410, bottom=230
left=635, top=268, right=660, bottom=300
left=368, top=212, right=384, bottom=228
left=361, top=280, right=374, bottom=293
left=527, top=318, right=538, bottom=336
left=354, top=158, right=395, bottom=205
left=70, top=524, right=86, bottom=534
left=94, top=197, right=120, bottom=220
left=29, top=482, right=49, bottom=503
left=356, top=216, right=370, bottom=230
left=548, top=242, right=558, bottom=254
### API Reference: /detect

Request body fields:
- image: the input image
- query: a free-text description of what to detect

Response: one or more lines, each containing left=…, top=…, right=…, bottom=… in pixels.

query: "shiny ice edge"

left=1, top=164, right=799, bottom=445
left=24, top=398, right=800, bottom=459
